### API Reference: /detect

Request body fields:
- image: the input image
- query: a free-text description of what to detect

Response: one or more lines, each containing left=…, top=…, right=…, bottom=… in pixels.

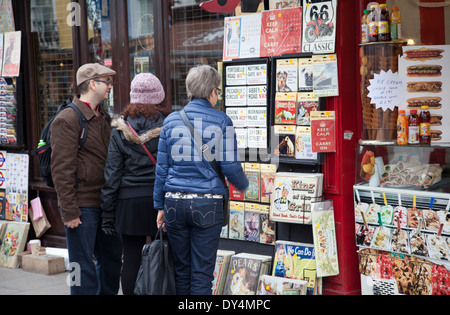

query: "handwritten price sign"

left=367, top=70, right=404, bottom=111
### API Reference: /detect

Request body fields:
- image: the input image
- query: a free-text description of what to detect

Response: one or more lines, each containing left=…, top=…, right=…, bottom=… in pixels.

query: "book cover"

left=272, top=240, right=317, bottom=295
left=245, top=163, right=260, bottom=202
left=310, top=111, right=336, bottom=153
left=246, top=64, right=267, bottom=85
left=257, top=275, right=307, bottom=295
left=259, top=203, right=276, bottom=245
left=295, top=126, right=317, bottom=160
left=298, top=57, right=314, bottom=91
left=229, top=201, right=245, bottom=240
left=270, top=172, right=323, bottom=224
left=247, top=85, right=267, bottom=106
left=260, top=164, right=276, bottom=204
left=274, top=125, right=296, bottom=158
left=212, top=250, right=235, bottom=295
left=296, top=92, right=318, bottom=125
left=274, top=92, right=297, bottom=125
left=276, top=59, right=298, bottom=92
left=260, top=7, right=302, bottom=57
left=223, top=255, right=263, bottom=295
left=244, top=203, right=260, bottom=242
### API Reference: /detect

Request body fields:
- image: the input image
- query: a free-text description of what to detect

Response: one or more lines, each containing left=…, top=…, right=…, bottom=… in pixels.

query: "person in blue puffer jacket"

left=154, top=65, right=248, bottom=295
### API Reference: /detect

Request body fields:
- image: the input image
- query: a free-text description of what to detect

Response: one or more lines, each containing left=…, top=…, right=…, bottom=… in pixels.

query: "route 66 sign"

left=302, top=0, right=337, bottom=54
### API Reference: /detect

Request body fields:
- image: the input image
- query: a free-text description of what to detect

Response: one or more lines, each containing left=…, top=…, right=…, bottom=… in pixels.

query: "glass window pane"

left=169, top=3, right=230, bottom=110
left=87, top=0, right=113, bottom=115
left=31, top=0, right=74, bottom=130
left=127, top=0, right=155, bottom=83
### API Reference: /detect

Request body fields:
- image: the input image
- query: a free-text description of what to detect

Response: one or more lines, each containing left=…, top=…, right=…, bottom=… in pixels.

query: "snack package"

left=380, top=204, right=393, bottom=225
left=356, top=223, right=375, bottom=247
left=355, top=202, right=369, bottom=222
left=366, top=203, right=380, bottom=224
left=422, top=210, right=440, bottom=231
left=408, top=208, right=423, bottom=228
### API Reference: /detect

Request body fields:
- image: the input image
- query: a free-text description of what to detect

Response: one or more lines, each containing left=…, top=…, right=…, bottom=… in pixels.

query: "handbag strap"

left=127, top=121, right=157, bottom=165
left=179, top=109, right=227, bottom=190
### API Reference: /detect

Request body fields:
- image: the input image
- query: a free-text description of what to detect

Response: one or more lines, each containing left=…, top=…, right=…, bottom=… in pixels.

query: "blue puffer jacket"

left=153, top=98, right=249, bottom=210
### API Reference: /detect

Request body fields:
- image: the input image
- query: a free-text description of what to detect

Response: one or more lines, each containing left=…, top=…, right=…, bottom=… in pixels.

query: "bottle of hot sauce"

left=408, top=110, right=419, bottom=145
left=419, top=106, right=431, bottom=145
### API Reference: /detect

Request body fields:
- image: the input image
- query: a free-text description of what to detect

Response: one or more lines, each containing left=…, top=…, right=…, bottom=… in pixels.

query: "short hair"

left=185, top=65, right=221, bottom=101
left=78, top=80, right=91, bottom=95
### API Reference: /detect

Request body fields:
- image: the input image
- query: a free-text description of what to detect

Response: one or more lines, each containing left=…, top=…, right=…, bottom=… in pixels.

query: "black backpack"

left=33, top=99, right=88, bottom=187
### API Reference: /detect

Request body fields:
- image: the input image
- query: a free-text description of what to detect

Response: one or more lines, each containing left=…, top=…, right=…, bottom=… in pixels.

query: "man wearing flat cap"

left=50, top=63, right=122, bottom=295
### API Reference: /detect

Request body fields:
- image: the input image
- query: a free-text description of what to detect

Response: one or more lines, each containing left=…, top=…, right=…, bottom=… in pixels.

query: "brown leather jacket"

left=50, top=97, right=111, bottom=222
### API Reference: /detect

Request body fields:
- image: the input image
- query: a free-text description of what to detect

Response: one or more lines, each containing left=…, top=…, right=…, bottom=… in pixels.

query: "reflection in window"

left=87, top=0, right=113, bottom=115
left=128, top=0, right=155, bottom=83
left=31, top=0, right=74, bottom=130
left=169, top=3, right=229, bottom=110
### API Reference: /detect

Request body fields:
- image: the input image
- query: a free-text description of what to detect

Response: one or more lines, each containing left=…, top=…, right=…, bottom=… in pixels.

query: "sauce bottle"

left=390, top=6, right=402, bottom=41
left=408, top=110, right=419, bottom=145
left=361, top=10, right=370, bottom=43
left=397, top=110, right=408, bottom=145
left=419, top=106, right=431, bottom=145
left=378, top=4, right=391, bottom=41
left=368, top=5, right=379, bottom=42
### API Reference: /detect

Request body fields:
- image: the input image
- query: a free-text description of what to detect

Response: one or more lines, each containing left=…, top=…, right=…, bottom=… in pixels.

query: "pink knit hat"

left=130, top=73, right=165, bottom=105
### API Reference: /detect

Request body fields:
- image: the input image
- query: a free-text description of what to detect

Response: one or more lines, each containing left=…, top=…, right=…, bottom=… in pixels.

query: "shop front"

left=0, top=0, right=448, bottom=295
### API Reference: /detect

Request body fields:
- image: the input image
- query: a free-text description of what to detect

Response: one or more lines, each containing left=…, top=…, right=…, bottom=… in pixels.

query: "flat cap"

left=76, top=63, right=116, bottom=86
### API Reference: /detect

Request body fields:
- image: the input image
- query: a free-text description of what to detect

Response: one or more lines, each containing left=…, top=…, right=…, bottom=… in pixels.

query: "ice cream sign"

left=367, top=69, right=404, bottom=111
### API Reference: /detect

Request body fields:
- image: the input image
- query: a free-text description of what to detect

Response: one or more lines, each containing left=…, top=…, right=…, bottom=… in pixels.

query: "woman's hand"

left=156, top=210, right=166, bottom=232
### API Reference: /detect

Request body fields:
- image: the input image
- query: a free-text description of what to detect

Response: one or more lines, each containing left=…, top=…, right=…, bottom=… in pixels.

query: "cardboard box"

left=22, top=254, right=65, bottom=275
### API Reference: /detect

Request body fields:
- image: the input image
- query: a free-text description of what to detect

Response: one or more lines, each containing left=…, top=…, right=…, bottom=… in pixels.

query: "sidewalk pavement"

left=0, top=267, right=70, bottom=295
left=0, top=266, right=123, bottom=295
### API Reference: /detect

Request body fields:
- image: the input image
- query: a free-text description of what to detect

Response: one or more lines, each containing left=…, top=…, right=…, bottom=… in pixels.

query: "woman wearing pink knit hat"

left=101, top=72, right=171, bottom=295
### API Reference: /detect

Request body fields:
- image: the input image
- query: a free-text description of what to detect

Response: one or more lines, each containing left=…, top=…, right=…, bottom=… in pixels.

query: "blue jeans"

left=64, top=207, right=122, bottom=295
left=164, top=197, right=223, bottom=295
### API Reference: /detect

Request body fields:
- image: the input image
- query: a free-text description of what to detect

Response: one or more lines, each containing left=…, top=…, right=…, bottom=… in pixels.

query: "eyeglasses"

left=215, top=88, right=222, bottom=96
left=94, top=79, right=113, bottom=86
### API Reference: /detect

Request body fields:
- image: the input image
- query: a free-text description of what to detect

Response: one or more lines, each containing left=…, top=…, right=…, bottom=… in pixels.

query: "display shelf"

left=356, top=142, right=450, bottom=193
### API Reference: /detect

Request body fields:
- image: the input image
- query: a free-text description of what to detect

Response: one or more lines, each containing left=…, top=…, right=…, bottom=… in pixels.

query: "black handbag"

left=179, top=109, right=230, bottom=227
left=134, top=227, right=176, bottom=295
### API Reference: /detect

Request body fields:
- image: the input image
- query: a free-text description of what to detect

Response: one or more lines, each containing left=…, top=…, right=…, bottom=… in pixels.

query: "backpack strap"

left=67, top=103, right=88, bottom=150
left=126, top=120, right=157, bottom=165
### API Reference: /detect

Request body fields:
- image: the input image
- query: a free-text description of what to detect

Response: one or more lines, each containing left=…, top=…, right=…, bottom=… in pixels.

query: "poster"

left=312, top=54, right=338, bottom=97
left=310, top=111, right=336, bottom=152
left=260, top=7, right=302, bottom=57
left=2, top=31, right=21, bottom=77
left=302, top=0, right=337, bottom=54
left=398, top=45, right=450, bottom=143
left=5, top=153, right=29, bottom=222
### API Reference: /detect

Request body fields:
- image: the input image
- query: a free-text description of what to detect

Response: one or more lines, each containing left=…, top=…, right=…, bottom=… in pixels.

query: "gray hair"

left=186, top=65, right=221, bottom=101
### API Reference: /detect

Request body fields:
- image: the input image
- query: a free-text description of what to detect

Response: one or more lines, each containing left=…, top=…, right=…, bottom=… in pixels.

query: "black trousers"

left=120, top=234, right=148, bottom=295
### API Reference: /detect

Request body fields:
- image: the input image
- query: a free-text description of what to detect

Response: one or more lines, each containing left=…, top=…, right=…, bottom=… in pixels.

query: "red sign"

left=310, top=111, right=336, bottom=153
left=260, top=7, right=302, bottom=57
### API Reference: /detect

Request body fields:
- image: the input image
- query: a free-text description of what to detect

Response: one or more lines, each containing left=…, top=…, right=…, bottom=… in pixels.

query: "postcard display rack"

left=216, top=2, right=342, bottom=295
left=354, top=142, right=450, bottom=295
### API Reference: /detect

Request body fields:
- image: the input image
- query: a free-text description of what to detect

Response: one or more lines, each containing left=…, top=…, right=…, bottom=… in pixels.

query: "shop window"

left=87, top=0, right=113, bottom=115
left=169, top=2, right=229, bottom=110
left=127, top=0, right=155, bottom=81
left=31, top=0, right=74, bottom=130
